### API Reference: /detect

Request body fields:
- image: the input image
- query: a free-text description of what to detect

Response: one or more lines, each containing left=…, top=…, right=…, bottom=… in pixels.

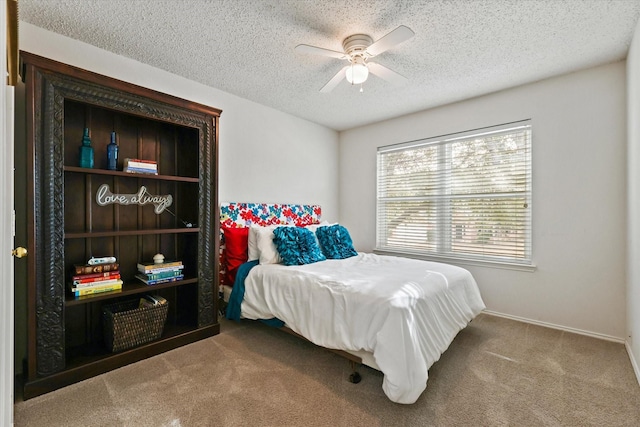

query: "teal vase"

left=79, top=128, right=94, bottom=168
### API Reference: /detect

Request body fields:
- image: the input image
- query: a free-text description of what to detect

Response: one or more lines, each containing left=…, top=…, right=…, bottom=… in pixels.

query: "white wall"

left=627, top=19, right=640, bottom=379
left=340, top=62, right=627, bottom=339
left=19, top=22, right=340, bottom=221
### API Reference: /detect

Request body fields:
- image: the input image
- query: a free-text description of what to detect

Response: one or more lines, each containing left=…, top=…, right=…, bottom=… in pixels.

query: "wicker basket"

left=103, top=298, right=169, bottom=352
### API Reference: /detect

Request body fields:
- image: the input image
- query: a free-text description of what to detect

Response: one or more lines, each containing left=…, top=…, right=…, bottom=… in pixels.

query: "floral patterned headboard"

left=220, top=202, right=322, bottom=228
left=218, top=202, right=322, bottom=289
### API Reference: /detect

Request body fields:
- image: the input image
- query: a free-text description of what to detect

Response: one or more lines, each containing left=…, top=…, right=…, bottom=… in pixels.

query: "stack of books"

left=71, top=261, right=122, bottom=297
left=123, top=158, right=158, bottom=175
left=135, top=260, right=184, bottom=285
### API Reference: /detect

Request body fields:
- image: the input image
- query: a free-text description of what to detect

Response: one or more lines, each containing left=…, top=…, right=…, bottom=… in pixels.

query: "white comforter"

left=240, top=253, right=485, bottom=404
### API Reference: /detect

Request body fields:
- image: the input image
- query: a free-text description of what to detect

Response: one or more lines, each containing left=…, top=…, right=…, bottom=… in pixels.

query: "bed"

left=219, top=202, right=485, bottom=404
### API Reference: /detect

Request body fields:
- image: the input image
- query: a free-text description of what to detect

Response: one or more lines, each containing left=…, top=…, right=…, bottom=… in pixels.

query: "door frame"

left=1, top=2, right=16, bottom=424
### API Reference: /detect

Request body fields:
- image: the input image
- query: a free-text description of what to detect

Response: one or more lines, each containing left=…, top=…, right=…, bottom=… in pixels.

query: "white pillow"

left=248, top=224, right=295, bottom=264
left=256, top=226, right=281, bottom=265
left=247, top=225, right=261, bottom=261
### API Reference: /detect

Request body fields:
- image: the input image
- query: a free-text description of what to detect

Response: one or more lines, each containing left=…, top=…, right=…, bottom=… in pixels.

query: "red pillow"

left=222, top=226, right=249, bottom=287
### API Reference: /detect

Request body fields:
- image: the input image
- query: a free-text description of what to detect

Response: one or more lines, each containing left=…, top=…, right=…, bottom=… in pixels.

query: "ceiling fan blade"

left=295, top=44, right=347, bottom=59
left=365, top=25, right=415, bottom=57
left=320, top=66, right=348, bottom=93
left=368, top=62, right=408, bottom=85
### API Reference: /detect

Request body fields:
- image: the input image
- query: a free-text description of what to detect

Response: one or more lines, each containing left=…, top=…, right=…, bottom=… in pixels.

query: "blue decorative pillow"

left=272, top=226, right=326, bottom=266
left=316, top=224, right=358, bottom=259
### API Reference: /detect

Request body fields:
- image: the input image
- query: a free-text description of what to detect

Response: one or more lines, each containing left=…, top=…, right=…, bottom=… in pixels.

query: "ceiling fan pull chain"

left=360, top=84, right=364, bottom=93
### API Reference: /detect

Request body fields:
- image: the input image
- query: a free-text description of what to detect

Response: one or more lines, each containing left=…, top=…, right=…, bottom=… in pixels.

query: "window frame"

left=375, top=120, right=534, bottom=271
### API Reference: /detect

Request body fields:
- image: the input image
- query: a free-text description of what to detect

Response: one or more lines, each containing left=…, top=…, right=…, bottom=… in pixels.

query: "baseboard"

left=482, top=310, right=625, bottom=343
left=626, top=341, right=640, bottom=387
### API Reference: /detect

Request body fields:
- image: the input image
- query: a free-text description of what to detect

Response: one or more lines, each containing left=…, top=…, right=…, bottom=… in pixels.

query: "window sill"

left=373, top=249, right=537, bottom=272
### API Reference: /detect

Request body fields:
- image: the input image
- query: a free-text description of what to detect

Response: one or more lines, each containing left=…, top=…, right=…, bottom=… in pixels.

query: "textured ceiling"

left=18, top=0, right=640, bottom=131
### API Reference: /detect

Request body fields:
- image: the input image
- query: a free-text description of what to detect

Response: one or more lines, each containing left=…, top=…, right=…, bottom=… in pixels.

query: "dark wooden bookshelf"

left=21, top=51, right=221, bottom=399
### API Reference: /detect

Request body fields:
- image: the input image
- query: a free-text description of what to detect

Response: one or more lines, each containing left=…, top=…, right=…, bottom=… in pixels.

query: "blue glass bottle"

left=107, top=131, right=119, bottom=170
left=79, top=128, right=94, bottom=168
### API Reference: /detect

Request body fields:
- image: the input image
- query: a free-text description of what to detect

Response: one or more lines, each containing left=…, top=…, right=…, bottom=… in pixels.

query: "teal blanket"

left=225, top=260, right=284, bottom=327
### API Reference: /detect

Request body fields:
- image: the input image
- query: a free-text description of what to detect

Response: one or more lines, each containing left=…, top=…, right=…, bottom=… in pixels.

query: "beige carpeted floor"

left=13, top=313, right=640, bottom=426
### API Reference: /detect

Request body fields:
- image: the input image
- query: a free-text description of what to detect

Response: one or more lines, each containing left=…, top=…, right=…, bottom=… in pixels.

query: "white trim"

left=626, top=341, right=640, bottom=387
left=482, top=310, right=625, bottom=343
left=1, top=2, right=15, bottom=420
left=0, top=88, right=15, bottom=425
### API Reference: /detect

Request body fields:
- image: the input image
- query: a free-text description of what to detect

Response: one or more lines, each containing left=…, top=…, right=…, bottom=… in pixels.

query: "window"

left=376, top=121, right=532, bottom=266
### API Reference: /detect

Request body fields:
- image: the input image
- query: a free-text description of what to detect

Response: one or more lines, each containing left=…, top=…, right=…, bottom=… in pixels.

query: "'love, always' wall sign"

left=96, top=184, right=173, bottom=214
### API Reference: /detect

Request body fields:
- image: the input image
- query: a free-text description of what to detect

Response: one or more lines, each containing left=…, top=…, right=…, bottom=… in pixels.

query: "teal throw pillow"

left=272, top=226, right=326, bottom=266
left=316, top=224, right=358, bottom=259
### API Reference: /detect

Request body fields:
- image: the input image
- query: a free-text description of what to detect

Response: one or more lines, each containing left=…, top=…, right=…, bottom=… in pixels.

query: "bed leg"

left=348, top=360, right=362, bottom=384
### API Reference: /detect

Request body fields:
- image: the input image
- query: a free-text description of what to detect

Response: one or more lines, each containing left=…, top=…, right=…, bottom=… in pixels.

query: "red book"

left=73, top=272, right=121, bottom=285
left=72, top=270, right=121, bottom=281
left=127, top=158, right=156, bottom=165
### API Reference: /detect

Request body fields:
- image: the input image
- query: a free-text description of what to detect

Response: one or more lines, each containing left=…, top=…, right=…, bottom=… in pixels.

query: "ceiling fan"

left=295, top=25, right=415, bottom=93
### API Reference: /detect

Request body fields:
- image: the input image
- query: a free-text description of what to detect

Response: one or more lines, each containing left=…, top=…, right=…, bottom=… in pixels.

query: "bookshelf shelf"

left=22, top=51, right=221, bottom=399
left=65, top=277, right=199, bottom=306
left=64, top=228, right=200, bottom=239
left=64, top=166, right=200, bottom=183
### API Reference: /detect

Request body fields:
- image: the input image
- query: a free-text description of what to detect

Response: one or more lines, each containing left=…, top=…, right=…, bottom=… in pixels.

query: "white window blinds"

left=376, top=121, right=532, bottom=265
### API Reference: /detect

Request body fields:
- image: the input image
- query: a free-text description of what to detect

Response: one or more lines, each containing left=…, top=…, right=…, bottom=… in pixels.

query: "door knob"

left=11, top=247, right=27, bottom=258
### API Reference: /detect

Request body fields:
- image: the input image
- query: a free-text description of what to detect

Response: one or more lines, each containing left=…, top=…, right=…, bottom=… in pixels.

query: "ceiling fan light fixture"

left=346, top=61, right=369, bottom=85
left=296, top=25, right=414, bottom=93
